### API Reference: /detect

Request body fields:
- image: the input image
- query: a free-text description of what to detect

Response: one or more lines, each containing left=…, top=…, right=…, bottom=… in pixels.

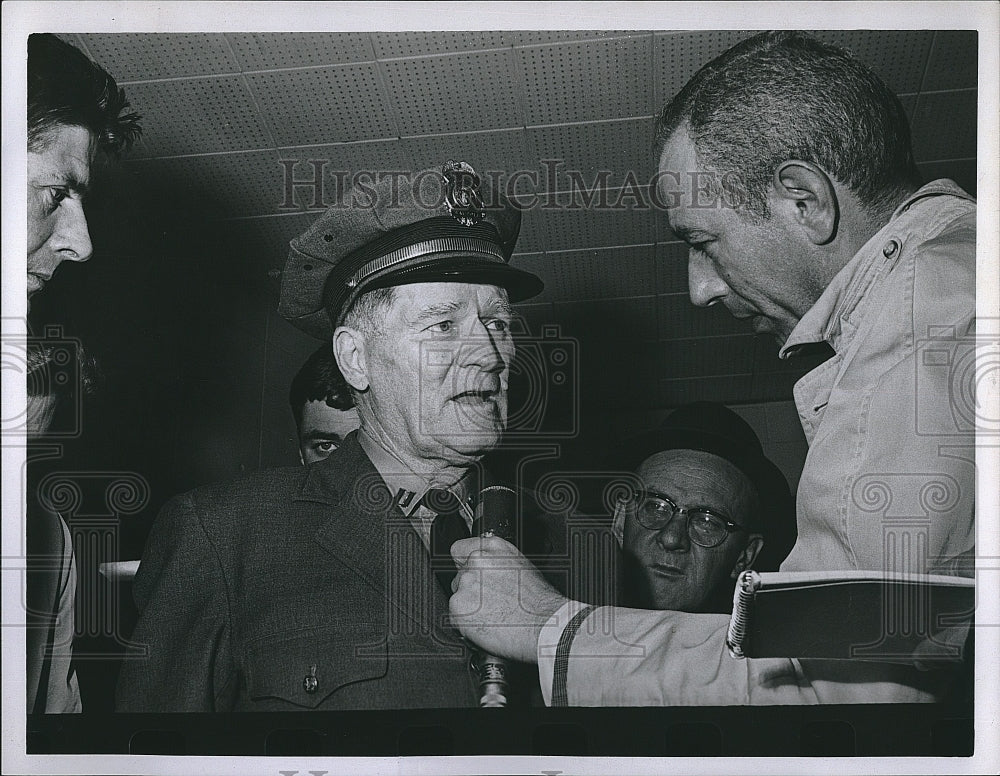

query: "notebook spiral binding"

left=727, top=570, right=762, bottom=659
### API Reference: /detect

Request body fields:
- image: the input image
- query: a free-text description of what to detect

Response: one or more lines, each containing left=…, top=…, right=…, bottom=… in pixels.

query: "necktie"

left=426, top=489, right=470, bottom=596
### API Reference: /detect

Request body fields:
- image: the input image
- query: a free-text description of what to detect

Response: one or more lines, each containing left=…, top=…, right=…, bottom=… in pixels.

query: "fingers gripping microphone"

left=471, top=484, right=517, bottom=708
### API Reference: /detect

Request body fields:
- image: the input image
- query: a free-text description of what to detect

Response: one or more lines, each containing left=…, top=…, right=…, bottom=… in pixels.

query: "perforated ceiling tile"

left=659, top=374, right=753, bottom=408
left=911, top=90, right=977, bottom=162
left=246, top=64, right=395, bottom=146
left=122, top=76, right=272, bottom=158
left=658, top=335, right=755, bottom=379
left=402, top=129, right=533, bottom=194
left=372, top=31, right=512, bottom=58
left=513, top=31, right=644, bottom=46
left=919, top=159, right=977, bottom=196
left=125, top=149, right=286, bottom=220
left=227, top=33, right=374, bottom=69
left=276, top=140, right=415, bottom=210
left=518, top=35, right=653, bottom=126
left=749, top=371, right=799, bottom=403
left=657, top=293, right=747, bottom=339
left=575, top=336, right=662, bottom=407
left=812, top=30, right=934, bottom=94
left=654, top=241, right=688, bottom=294
left=381, top=50, right=521, bottom=136
left=229, top=212, right=322, bottom=270
left=509, top=300, right=555, bottom=337
left=552, top=297, right=660, bottom=344
left=78, top=33, right=238, bottom=81
left=527, top=119, right=655, bottom=192
left=898, top=93, right=918, bottom=121
left=922, top=31, right=978, bottom=91
left=517, top=190, right=657, bottom=252
left=653, top=31, right=754, bottom=108
left=526, top=246, right=657, bottom=303
left=53, top=33, right=85, bottom=49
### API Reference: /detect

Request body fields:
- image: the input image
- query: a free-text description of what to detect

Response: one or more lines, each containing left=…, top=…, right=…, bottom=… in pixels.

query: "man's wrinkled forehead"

left=29, top=124, right=96, bottom=193
left=398, top=283, right=510, bottom=325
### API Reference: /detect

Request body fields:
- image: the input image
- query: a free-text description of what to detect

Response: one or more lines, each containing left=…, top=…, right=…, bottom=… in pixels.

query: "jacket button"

left=883, top=240, right=899, bottom=258
left=303, top=664, right=318, bottom=694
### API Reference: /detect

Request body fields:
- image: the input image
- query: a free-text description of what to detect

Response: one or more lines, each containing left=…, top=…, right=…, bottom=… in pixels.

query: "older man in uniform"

left=450, top=31, right=975, bottom=706
left=115, top=162, right=552, bottom=711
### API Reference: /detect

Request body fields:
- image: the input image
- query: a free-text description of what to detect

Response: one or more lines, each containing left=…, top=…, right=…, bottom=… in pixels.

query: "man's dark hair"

left=289, top=344, right=355, bottom=432
left=28, top=33, right=142, bottom=155
left=654, top=31, right=922, bottom=219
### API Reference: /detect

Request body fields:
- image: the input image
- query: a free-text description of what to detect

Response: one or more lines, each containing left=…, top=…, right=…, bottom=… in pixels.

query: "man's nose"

left=687, top=249, right=727, bottom=308
left=655, top=511, right=690, bottom=551
left=54, top=200, right=93, bottom=263
left=463, top=321, right=511, bottom=373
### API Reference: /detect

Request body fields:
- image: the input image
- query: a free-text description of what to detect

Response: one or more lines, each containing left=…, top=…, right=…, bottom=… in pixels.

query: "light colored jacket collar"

left=781, top=179, right=975, bottom=358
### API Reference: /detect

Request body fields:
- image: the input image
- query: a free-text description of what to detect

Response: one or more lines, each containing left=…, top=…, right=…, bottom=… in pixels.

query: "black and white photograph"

left=3, top=1, right=998, bottom=774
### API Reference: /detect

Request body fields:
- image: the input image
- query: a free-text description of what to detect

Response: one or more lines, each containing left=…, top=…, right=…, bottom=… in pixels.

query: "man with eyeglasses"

left=613, top=402, right=795, bottom=614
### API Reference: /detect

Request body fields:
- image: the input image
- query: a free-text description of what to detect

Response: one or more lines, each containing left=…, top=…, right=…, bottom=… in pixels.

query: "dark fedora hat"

left=624, top=401, right=797, bottom=571
left=278, top=160, right=543, bottom=340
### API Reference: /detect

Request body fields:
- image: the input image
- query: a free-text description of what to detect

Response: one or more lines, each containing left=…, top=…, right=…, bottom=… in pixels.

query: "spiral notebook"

left=725, top=570, right=974, bottom=664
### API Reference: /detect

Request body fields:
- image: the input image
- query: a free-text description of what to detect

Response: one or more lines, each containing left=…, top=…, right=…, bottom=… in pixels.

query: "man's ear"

left=730, top=533, right=764, bottom=579
left=333, top=327, right=370, bottom=391
left=772, top=160, right=839, bottom=245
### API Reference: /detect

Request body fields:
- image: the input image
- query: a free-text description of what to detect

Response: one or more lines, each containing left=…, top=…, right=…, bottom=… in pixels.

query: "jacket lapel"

left=298, top=435, right=441, bottom=634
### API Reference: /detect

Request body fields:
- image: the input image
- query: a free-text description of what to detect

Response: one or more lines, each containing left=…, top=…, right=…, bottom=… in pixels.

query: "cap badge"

left=442, top=160, right=485, bottom=227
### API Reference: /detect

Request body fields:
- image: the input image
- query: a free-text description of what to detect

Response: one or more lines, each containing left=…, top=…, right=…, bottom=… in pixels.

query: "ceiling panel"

left=659, top=375, right=753, bottom=408
left=246, top=64, right=396, bottom=146
left=813, top=30, right=934, bottom=94
left=657, top=293, right=748, bottom=339
left=658, top=335, right=756, bottom=379
left=918, top=159, right=977, bottom=196
left=515, top=246, right=657, bottom=303
left=223, top=212, right=322, bottom=272
left=553, top=297, right=660, bottom=344
left=275, top=140, right=416, bottom=211
left=125, top=149, right=285, bottom=219
left=382, top=50, right=522, bottom=135
left=512, top=31, right=642, bottom=47
left=372, top=31, right=512, bottom=58
left=40, top=29, right=976, bottom=424
left=516, top=188, right=658, bottom=251
left=517, top=35, right=653, bottom=125
left=527, top=118, right=655, bottom=192
left=509, top=300, right=555, bottom=337
left=122, top=76, right=273, bottom=157
left=653, top=242, right=689, bottom=294
left=402, top=129, right=534, bottom=195
left=922, top=31, right=978, bottom=91
left=79, top=33, right=238, bottom=81
left=227, top=32, right=375, bottom=69
left=911, top=90, right=977, bottom=162
left=575, top=336, right=663, bottom=408
left=653, top=31, right=753, bottom=108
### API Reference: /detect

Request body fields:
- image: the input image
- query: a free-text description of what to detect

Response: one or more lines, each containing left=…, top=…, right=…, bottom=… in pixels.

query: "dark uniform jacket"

left=115, top=435, right=562, bottom=711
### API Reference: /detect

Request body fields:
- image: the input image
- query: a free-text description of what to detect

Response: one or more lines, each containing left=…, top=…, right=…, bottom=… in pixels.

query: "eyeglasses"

left=622, top=489, right=745, bottom=549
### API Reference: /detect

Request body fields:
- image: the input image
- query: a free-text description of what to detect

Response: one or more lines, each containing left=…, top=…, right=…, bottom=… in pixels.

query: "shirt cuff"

left=537, top=600, right=597, bottom=706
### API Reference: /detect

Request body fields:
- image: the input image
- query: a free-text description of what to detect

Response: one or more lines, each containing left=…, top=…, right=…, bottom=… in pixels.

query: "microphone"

left=471, top=483, right=517, bottom=708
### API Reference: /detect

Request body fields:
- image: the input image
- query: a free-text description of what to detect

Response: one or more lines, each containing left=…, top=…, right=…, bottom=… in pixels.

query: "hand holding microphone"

left=470, top=484, right=517, bottom=707
left=450, top=488, right=569, bottom=669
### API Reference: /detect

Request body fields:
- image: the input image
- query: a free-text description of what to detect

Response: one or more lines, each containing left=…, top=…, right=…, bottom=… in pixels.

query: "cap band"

left=346, top=236, right=505, bottom=290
